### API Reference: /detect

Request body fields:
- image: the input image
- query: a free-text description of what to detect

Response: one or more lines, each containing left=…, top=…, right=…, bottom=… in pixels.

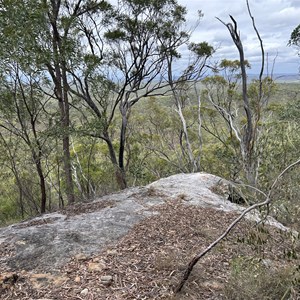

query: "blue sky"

left=178, top=0, right=300, bottom=75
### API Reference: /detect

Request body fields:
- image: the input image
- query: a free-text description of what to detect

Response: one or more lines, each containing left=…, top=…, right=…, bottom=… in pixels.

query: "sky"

left=178, top=0, right=300, bottom=75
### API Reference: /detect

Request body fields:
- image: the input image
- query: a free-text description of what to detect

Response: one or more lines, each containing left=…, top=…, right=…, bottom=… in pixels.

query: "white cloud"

left=178, top=0, right=300, bottom=74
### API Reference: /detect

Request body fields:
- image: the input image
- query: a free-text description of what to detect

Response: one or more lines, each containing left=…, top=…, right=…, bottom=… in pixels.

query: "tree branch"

left=174, top=158, right=300, bottom=293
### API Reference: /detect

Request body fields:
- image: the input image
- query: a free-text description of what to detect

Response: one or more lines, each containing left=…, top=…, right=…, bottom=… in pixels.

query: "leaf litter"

left=0, top=198, right=299, bottom=299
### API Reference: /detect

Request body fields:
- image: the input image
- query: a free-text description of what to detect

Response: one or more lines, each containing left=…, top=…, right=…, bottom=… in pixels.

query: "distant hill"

left=248, top=73, right=300, bottom=83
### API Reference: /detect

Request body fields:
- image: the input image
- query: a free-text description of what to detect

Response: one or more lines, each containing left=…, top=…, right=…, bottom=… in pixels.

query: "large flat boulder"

left=0, top=173, right=289, bottom=273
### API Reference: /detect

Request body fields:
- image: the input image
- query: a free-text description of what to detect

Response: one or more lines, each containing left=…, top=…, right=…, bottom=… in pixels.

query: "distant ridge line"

left=247, top=73, right=300, bottom=82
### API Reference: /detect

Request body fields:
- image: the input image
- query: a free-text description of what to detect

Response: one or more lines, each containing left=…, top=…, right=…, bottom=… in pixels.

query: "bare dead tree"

left=213, top=0, right=272, bottom=186
left=175, top=0, right=288, bottom=292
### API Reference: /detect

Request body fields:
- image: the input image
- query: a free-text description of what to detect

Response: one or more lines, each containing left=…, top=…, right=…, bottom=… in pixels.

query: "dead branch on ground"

left=174, top=158, right=300, bottom=293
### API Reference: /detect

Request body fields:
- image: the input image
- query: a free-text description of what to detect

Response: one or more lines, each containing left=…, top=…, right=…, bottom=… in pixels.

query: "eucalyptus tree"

left=0, top=0, right=73, bottom=204
left=0, top=0, right=114, bottom=204
left=38, top=0, right=115, bottom=203
left=289, top=24, right=300, bottom=53
left=0, top=0, right=211, bottom=195
left=201, top=59, right=251, bottom=181
left=0, top=63, right=51, bottom=213
left=68, top=0, right=211, bottom=188
left=165, top=41, right=214, bottom=172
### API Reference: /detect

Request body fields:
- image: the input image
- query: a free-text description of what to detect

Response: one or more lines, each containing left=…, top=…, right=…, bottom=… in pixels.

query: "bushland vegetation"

left=1, top=1, right=300, bottom=298
left=0, top=0, right=299, bottom=235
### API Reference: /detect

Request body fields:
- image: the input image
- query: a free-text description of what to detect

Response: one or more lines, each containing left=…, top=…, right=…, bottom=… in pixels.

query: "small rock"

left=106, top=249, right=118, bottom=255
left=75, top=253, right=87, bottom=261
left=15, top=240, right=26, bottom=245
left=80, top=288, right=89, bottom=296
left=29, top=273, right=68, bottom=289
left=100, top=275, right=113, bottom=285
left=88, top=261, right=107, bottom=272
left=74, top=276, right=81, bottom=283
left=202, top=280, right=224, bottom=290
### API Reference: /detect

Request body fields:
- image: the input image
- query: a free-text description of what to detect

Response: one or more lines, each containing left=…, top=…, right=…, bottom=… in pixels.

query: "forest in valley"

left=0, top=0, right=300, bottom=235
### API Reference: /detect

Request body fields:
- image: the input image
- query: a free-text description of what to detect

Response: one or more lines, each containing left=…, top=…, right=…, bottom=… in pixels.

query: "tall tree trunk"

left=57, top=95, right=75, bottom=204
left=118, top=105, right=128, bottom=189
left=104, top=130, right=127, bottom=190
left=219, top=15, right=257, bottom=186
left=47, top=1, right=75, bottom=204
left=176, top=100, right=199, bottom=172
left=62, top=66, right=75, bottom=204
left=35, top=157, right=47, bottom=213
left=30, top=115, right=48, bottom=213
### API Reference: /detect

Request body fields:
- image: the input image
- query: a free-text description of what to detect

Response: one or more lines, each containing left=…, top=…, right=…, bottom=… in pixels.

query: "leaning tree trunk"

left=102, top=130, right=127, bottom=190
left=36, top=160, right=47, bottom=213
left=176, top=97, right=199, bottom=172
left=48, top=8, right=75, bottom=205
left=117, top=104, right=129, bottom=189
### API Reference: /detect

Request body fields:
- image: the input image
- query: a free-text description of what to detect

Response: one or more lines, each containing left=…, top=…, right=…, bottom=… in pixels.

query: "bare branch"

left=175, top=158, right=300, bottom=293
left=246, top=0, right=264, bottom=82
left=206, top=92, right=242, bottom=143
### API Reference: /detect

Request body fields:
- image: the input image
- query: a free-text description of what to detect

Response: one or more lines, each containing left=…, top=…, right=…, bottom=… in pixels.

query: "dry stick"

left=174, top=158, right=300, bottom=293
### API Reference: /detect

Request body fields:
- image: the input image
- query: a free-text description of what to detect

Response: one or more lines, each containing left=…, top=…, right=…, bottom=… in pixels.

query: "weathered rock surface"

left=0, top=173, right=289, bottom=273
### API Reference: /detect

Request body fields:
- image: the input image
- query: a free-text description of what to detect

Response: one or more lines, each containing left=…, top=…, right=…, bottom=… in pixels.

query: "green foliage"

left=289, top=24, right=300, bottom=47
left=105, top=0, right=188, bottom=50
left=0, top=199, right=20, bottom=226
left=70, top=139, right=119, bottom=197
left=225, top=257, right=300, bottom=300
left=202, top=75, right=228, bottom=86
left=279, top=99, right=300, bottom=121
left=219, top=59, right=250, bottom=70
left=0, top=0, right=49, bottom=67
left=256, top=92, right=300, bottom=230
left=104, top=29, right=126, bottom=40
left=188, top=42, right=214, bottom=57
left=248, top=76, right=276, bottom=97
left=0, top=0, right=298, bottom=240
left=0, top=177, right=22, bottom=226
left=201, top=141, right=241, bottom=180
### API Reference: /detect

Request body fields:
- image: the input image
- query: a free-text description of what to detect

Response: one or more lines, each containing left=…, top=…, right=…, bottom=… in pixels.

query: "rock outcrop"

left=0, top=173, right=289, bottom=273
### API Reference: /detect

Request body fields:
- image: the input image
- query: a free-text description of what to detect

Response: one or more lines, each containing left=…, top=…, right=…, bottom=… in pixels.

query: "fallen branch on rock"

left=175, top=158, right=300, bottom=293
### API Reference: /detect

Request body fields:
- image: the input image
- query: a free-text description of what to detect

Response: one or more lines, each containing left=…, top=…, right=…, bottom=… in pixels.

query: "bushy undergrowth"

left=224, top=257, right=300, bottom=300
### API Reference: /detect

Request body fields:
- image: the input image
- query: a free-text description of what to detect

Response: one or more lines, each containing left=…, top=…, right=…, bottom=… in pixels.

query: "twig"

left=174, top=157, right=300, bottom=293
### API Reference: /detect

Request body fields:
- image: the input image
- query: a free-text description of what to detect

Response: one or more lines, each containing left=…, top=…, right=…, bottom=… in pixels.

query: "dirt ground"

left=1, top=199, right=299, bottom=300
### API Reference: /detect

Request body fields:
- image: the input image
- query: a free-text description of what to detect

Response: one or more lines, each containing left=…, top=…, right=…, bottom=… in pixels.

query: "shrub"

left=224, top=257, right=299, bottom=300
